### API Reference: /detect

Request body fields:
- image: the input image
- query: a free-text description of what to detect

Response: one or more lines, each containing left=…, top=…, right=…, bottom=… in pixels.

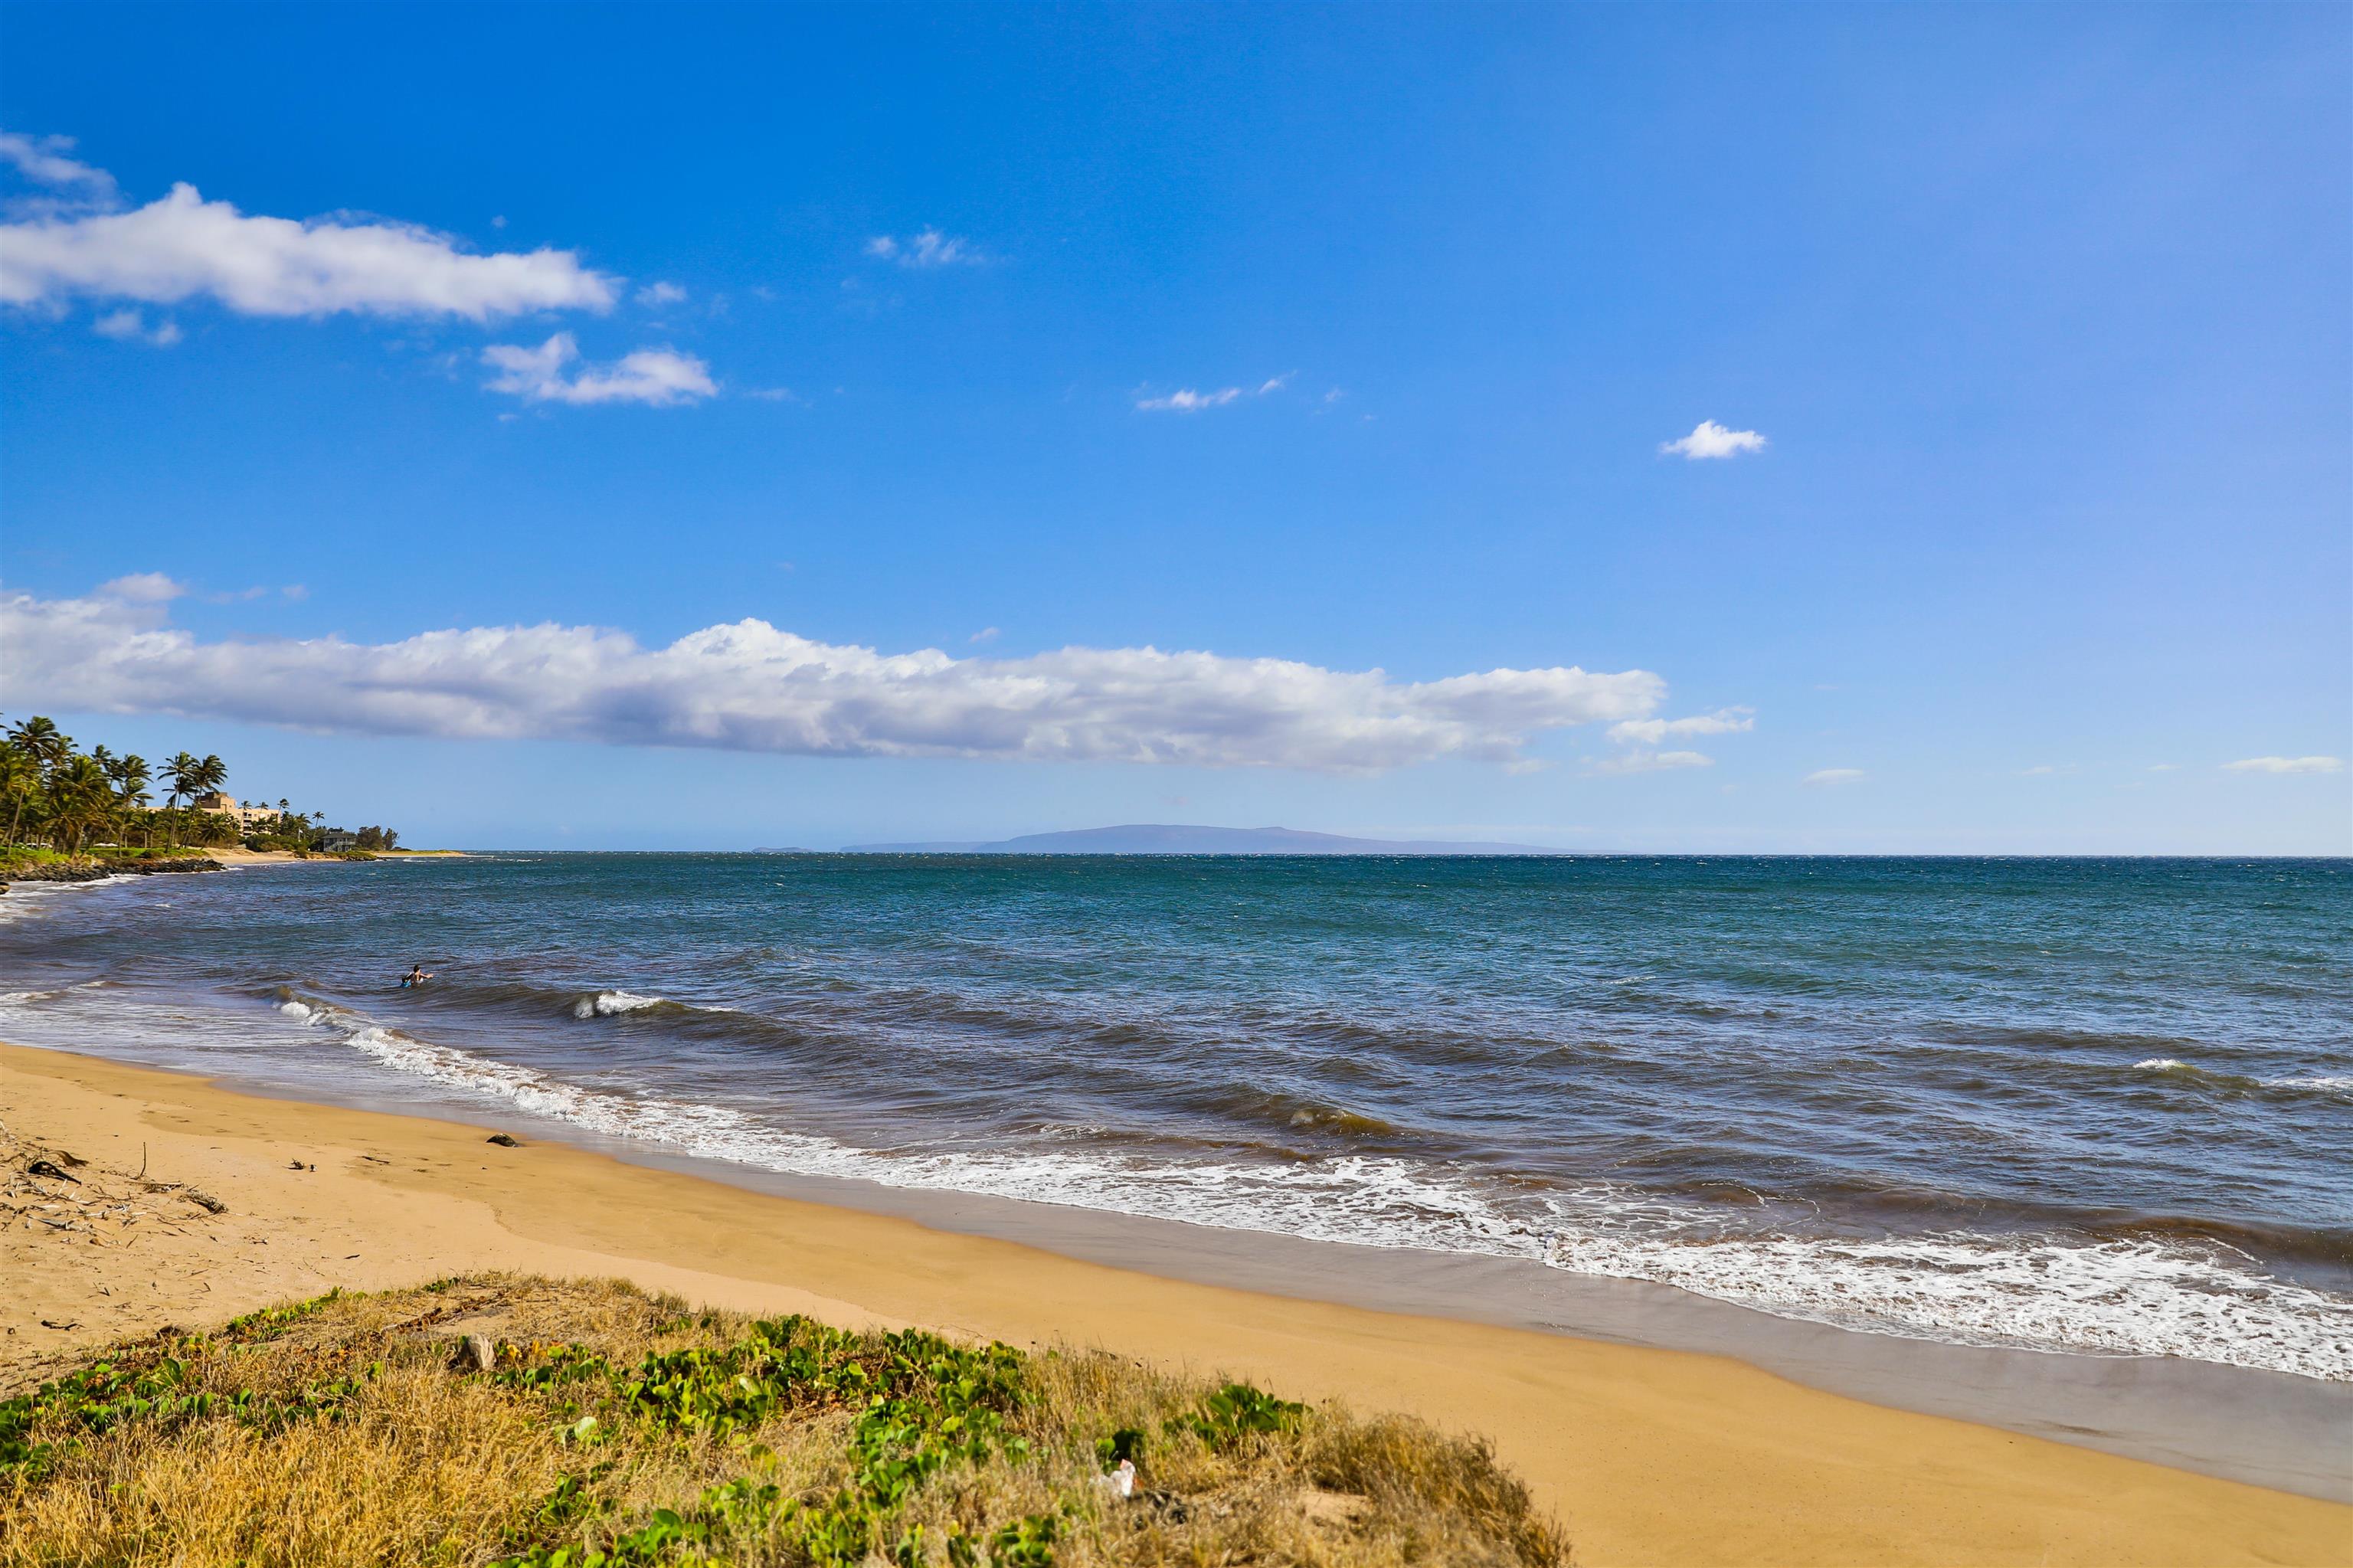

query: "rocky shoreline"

left=0, top=856, right=224, bottom=890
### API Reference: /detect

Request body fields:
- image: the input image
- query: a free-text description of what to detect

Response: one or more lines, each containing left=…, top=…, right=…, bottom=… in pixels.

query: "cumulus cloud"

left=482, top=332, right=715, bottom=407
left=2222, top=756, right=2343, bottom=775
left=2, top=177, right=617, bottom=319
left=865, top=228, right=983, bottom=267
left=1661, top=420, right=1767, bottom=460
left=2, top=584, right=1674, bottom=772
left=1804, top=768, right=1866, bottom=786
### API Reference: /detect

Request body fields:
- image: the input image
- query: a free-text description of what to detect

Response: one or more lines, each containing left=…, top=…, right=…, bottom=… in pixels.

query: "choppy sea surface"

left=3, top=853, right=2347, bottom=1381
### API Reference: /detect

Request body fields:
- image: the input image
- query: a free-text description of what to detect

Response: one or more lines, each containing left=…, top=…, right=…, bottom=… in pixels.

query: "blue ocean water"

left=4, top=853, right=2348, bottom=1380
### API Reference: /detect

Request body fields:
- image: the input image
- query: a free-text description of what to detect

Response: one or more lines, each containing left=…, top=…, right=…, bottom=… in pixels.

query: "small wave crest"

left=294, top=1016, right=2352, bottom=1384
left=2132, top=1056, right=2351, bottom=1102
left=571, top=990, right=670, bottom=1020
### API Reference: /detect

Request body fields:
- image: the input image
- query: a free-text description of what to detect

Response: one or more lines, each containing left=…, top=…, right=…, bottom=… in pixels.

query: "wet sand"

left=4, top=1041, right=2346, bottom=1567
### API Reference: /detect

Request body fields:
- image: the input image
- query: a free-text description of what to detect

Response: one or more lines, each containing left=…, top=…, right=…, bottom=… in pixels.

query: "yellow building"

left=188, top=793, right=282, bottom=829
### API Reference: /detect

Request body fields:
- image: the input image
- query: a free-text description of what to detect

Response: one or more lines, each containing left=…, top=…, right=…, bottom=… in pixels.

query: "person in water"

left=401, top=964, right=434, bottom=988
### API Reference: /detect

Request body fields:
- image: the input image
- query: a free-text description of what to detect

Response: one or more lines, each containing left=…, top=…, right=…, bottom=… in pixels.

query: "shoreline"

left=5, top=1040, right=2345, bottom=1566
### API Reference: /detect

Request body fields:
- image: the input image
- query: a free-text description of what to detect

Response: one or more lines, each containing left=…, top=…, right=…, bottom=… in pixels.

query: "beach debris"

left=39, top=1319, right=80, bottom=1331
left=26, top=1159, right=80, bottom=1183
left=184, top=1188, right=229, bottom=1215
left=1095, top=1458, right=1137, bottom=1498
left=457, top=1334, right=497, bottom=1373
left=486, top=1134, right=522, bottom=1147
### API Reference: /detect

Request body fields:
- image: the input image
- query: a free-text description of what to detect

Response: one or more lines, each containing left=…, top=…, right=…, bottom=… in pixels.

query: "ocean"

left=3, top=853, right=2347, bottom=1383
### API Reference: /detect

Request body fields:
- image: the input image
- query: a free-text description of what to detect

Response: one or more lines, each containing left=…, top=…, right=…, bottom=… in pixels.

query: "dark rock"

left=486, top=1134, right=522, bottom=1147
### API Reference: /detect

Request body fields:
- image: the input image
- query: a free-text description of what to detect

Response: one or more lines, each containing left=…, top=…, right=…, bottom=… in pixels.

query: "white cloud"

left=1589, top=749, right=1715, bottom=776
left=1661, top=420, right=1768, bottom=460
left=2, top=178, right=617, bottom=319
left=634, top=281, right=686, bottom=307
left=98, top=571, right=185, bottom=603
left=2, top=584, right=1676, bottom=772
left=1805, top=768, right=1866, bottom=786
left=1135, top=375, right=1296, bottom=414
left=967, top=627, right=1000, bottom=644
left=1137, top=387, right=1243, bottom=412
left=1606, top=706, right=1753, bottom=747
left=92, top=306, right=179, bottom=345
left=2222, top=756, right=2343, bottom=775
left=482, top=332, right=715, bottom=407
left=865, top=228, right=983, bottom=267
left=2147, top=763, right=2178, bottom=773
left=0, top=131, right=118, bottom=199
left=282, top=584, right=309, bottom=601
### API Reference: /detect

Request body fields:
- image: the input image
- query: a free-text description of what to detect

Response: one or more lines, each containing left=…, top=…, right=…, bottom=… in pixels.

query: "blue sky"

left=3, top=3, right=2346, bottom=852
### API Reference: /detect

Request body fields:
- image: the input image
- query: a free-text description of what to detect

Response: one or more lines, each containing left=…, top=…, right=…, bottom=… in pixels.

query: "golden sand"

left=4, top=1042, right=2345, bottom=1567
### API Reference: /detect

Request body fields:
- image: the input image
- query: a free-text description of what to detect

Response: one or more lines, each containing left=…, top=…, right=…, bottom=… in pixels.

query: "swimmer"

left=400, top=963, right=434, bottom=988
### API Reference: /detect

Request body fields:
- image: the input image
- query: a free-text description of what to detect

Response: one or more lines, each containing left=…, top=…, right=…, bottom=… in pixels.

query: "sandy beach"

left=4, top=1041, right=2345, bottom=1567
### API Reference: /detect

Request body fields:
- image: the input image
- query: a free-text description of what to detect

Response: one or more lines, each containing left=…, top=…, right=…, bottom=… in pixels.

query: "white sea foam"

left=5, top=973, right=2345, bottom=1384
left=572, top=990, right=666, bottom=1019
left=2133, top=1057, right=2188, bottom=1071
left=266, top=1007, right=2353, bottom=1384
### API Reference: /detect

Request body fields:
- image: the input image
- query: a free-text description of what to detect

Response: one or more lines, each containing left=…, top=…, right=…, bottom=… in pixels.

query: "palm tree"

left=44, top=755, right=115, bottom=854
left=162, top=751, right=204, bottom=849
left=110, top=755, right=154, bottom=846
left=0, top=749, right=38, bottom=845
left=8, top=715, right=70, bottom=777
left=196, top=755, right=227, bottom=799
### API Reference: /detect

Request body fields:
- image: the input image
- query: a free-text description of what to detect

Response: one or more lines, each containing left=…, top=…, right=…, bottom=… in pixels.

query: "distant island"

left=842, top=823, right=1571, bottom=855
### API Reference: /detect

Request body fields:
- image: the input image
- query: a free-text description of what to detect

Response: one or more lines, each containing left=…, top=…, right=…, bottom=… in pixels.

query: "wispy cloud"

left=1589, top=749, right=1714, bottom=776
left=633, top=281, right=686, bottom=307
left=1804, top=768, right=1866, bottom=786
left=2222, top=755, right=2343, bottom=775
left=0, top=130, right=118, bottom=205
left=1606, top=706, right=1753, bottom=747
left=0, top=136, right=616, bottom=320
left=1661, top=420, right=1767, bottom=460
left=1137, top=387, right=1242, bottom=413
left=5, top=581, right=1680, bottom=773
left=1135, top=375, right=1293, bottom=414
left=482, top=332, right=715, bottom=408
left=93, top=306, right=180, bottom=345
left=967, top=627, right=1000, bottom=644
left=1590, top=705, right=1752, bottom=774
left=864, top=228, right=985, bottom=268
left=97, top=571, right=185, bottom=603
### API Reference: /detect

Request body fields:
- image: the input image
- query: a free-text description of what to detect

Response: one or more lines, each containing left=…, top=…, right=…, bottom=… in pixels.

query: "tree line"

left=2, top=715, right=400, bottom=856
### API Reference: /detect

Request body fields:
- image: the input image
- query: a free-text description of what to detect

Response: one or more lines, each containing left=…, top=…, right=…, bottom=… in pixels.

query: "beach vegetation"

left=0, top=715, right=398, bottom=863
left=0, top=1275, right=1563, bottom=1568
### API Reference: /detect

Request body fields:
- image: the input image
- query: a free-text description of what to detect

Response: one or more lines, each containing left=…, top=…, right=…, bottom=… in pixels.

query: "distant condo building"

left=188, top=793, right=281, bottom=828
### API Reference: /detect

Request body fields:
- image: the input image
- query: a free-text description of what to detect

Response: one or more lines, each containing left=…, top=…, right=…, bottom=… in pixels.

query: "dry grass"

left=1, top=1274, right=1566, bottom=1568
